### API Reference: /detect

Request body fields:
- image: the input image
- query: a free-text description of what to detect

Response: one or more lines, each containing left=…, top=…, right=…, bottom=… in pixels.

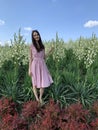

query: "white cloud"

left=6, top=40, right=11, bottom=44
left=5, top=40, right=12, bottom=46
left=0, top=41, right=4, bottom=45
left=84, top=20, right=98, bottom=28
left=24, top=27, right=32, bottom=31
left=0, top=19, right=5, bottom=26
left=0, top=40, right=11, bottom=46
left=0, top=41, right=2, bottom=44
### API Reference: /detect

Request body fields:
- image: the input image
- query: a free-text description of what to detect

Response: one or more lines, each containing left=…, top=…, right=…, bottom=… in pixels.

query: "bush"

left=0, top=97, right=98, bottom=130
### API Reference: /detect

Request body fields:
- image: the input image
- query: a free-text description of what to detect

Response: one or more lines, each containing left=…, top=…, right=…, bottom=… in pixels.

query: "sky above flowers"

left=0, top=0, right=98, bottom=45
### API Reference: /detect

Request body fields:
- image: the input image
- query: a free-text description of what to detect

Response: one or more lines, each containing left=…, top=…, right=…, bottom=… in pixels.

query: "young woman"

left=28, top=30, right=53, bottom=104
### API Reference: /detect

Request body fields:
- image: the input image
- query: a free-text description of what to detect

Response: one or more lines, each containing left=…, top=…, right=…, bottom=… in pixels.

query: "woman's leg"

left=39, top=88, right=44, bottom=103
left=32, top=86, right=39, bottom=102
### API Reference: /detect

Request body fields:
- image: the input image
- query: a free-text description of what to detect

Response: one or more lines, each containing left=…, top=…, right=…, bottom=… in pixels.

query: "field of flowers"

left=0, top=31, right=98, bottom=129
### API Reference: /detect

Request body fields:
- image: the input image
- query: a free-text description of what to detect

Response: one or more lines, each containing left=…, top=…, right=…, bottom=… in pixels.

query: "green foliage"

left=65, top=82, right=98, bottom=108
left=0, top=71, right=22, bottom=103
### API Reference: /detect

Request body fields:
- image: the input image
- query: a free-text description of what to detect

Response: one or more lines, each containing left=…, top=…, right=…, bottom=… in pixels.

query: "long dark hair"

left=32, top=30, right=45, bottom=52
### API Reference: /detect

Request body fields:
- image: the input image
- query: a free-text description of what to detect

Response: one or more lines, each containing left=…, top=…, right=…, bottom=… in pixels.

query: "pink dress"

left=30, top=44, right=53, bottom=88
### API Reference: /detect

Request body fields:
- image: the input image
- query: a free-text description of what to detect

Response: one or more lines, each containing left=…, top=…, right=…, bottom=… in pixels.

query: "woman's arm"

left=28, top=46, right=33, bottom=76
left=45, top=46, right=54, bottom=59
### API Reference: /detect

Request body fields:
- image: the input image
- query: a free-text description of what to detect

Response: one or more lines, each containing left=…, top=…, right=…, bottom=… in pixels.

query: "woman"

left=28, top=30, right=53, bottom=104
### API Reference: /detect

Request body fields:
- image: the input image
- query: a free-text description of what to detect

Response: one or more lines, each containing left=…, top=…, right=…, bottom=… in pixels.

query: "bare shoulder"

left=30, top=43, right=33, bottom=47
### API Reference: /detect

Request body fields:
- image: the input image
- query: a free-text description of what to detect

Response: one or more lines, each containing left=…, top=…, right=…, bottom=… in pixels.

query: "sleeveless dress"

left=30, top=44, right=53, bottom=88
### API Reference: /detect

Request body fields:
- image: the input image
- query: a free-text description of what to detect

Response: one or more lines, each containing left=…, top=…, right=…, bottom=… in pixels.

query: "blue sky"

left=0, top=0, right=98, bottom=45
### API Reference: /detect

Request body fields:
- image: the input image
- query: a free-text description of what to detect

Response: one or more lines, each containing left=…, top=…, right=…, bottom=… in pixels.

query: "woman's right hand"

left=28, top=69, right=32, bottom=76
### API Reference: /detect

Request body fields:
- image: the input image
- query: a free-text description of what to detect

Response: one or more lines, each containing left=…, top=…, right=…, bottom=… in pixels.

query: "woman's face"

left=33, top=32, right=40, bottom=42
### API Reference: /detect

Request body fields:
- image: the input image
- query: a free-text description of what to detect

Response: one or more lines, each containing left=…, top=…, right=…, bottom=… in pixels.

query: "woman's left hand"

left=50, top=46, right=54, bottom=53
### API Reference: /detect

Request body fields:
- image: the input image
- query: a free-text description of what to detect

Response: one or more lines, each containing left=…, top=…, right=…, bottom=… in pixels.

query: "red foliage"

left=0, top=97, right=16, bottom=117
left=65, top=102, right=89, bottom=122
left=0, top=97, right=98, bottom=130
left=29, top=99, right=61, bottom=130
left=1, top=113, right=18, bottom=130
left=21, top=100, right=39, bottom=119
left=92, top=100, right=98, bottom=116
left=90, top=118, right=98, bottom=130
left=0, top=97, right=28, bottom=130
left=58, top=102, right=91, bottom=130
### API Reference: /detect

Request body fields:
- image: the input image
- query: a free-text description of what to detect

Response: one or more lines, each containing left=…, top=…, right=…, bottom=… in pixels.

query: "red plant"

left=92, top=100, right=98, bottom=116
left=58, top=103, right=91, bottom=130
left=0, top=97, right=17, bottom=118
left=29, top=99, right=61, bottom=130
left=12, top=117, right=28, bottom=130
left=65, top=102, right=89, bottom=122
left=0, top=113, right=18, bottom=130
left=41, top=99, right=61, bottom=129
left=0, top=97, right=28, bottom=130
left=90, top=118, right=98, bottom=130
left=21, top=100, right=39, bottom=119
left=0, top=96, right=98, bottom=130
